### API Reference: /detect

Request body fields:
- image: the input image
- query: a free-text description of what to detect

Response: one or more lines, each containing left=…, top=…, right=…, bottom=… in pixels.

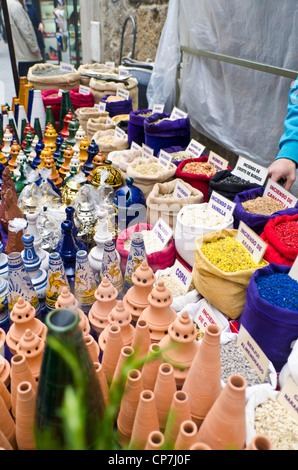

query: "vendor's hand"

left=38, top=23, right=45, bottom=34
left=268, top=158, right=296, bottom=191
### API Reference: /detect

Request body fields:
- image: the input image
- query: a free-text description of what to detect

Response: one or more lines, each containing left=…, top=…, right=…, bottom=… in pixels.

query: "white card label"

left=170, top=106, right=188, bottom=120
left=237, top=325, right=270, bottom=382
left=105, top=61, right=115, bottom=68
left=115, top=126, right=126, bottom=139
left=106, top=116, right=114, bottom=125
left=232, top=155, right=268, bottom=185
left=173, top=181, right=192, bottom=199
left=170, top=260, right=192, bottom=293
left=158, top=149, right=172, bottom=170
left=194, top=299, right=224, bottom=332
left=79, top=85, right=91, bottom=95
left=208, top=151, right=229, bottom=171
left=131, top=141, right=142, bottom=152
left=278, top=376, right=298, bottom=424
left=118, top=66, right=131, bottom=77
left=60, top=62, right=74, bottom=72
left=289, top=255, right=298, bottom=282
left=116, top=87, right=130, bottom=100
left=263, top=178, right=298, bottom=209
left=208, top=191, right=235, bottom=221
left=152, top=218, right=173, bottom=249
left=235, top=221, right=267, bottom=263
left=186, top=139, right=205, bottom=158
left=152, top=104, right=165, bottom=114
left=94, top=102, right=107, bottom=112
left=142, top=143, right=154, bottom=159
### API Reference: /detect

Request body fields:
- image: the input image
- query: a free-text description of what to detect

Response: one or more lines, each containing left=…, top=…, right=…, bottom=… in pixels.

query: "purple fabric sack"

left=127, top=109, right=152, bottom=146
left=238, top=264, right=298, bottom=372
left=144, top=112, right=191, bottom=156
left=233, top=186, right=298, bottom=234
left=101, top=94, right=133, bottom=117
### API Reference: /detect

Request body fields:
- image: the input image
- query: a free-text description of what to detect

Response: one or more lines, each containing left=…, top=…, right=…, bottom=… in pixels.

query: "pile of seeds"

left=220, top=175, right=251, bottom=185
left=256, top=272, right=298, bottom=311
left=133, top=162, right=164, bottom=176
left=170, top=150, right=197, bottom=162
left=182, top=161, right=217, bottom=177
left=200, top=236, right=267, bottom=272
left=254, top=398, right=298, bottom=450
left=105, top=95, right=125, bottom=102
left=241, top=196, right=285, bottom=215
left=273, top=219, right=298, bottom=249
left=220, top=338, right=270, bottom=385
left=124, top=230, right=165, bottom=254
left=157, top=273, right=195, bottom=297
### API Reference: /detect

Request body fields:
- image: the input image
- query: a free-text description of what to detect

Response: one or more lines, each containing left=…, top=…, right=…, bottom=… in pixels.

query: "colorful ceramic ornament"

left=88, top=209, right=112, bottom=277
left=124, top=232, right=147, bottom=289
left=45, top=252, right=70, bottom=311
left=100, top=240, right=123, bottom=294
left=74, top=250, right=97, bottom=314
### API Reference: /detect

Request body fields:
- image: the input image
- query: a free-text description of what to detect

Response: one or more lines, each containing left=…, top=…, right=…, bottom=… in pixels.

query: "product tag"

left=115, top=126, right=126, bottom=139
left=106, top=116, right=114, bottom=125
left=170, top=106, right=188, bottom=120
left=152, top=218, right=173, bottom=249
left=158, top=149, right=172, bottom=170
left=116, top=87, right=130, bottom=100
left=289, top=255, right=298, bottom=282
left=170, top=260, right=192, bottom=294
left=131, top=141, right=142, bottom=152
left=173, top=180, right=192, bottom=199
left=105, top=61, right=115, bottom=68
left=232, top=155, right=268, bottom=185
left=237, top=325, right=270, bottom=382
left=94, top=102, right=107, bottom=112
left=208, top=151, right=229, bottom=171
left=60, top=62, right=74, bottom=72
left=278, top=376, right=298, bottom=424
left=186, top=139, right=206, bottom=158
left=142, top=143, right=154, bottom=159
left=263, top=178, right=298, bottom=209
left=152, top=104, right=165, bottom=114
left=118, top=66, right=131, bottom=78
left=79, top=84, right=91, bottom=95
left=208, top=191, right=235, bottom=221
left=57, top=89, right=63, bottom=97
left=235, top=221, right=267, bottom=264
left=194, top=299, right=224, bottom=333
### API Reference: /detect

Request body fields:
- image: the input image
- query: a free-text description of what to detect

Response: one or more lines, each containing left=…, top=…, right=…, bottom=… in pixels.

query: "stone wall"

left=79, top=0, right=169, bottom=65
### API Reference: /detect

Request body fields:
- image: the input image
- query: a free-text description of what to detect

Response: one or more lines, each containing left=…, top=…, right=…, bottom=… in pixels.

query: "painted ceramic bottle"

left=88, top=209, right=112, bottom=277
left=100, top=240, right=124, bottom=296
left=45, top=252, right=70, bottom=312
left=24, top=211, right=49, bottom=271
left=0, top=241, right=8, bottom=279
left=74, top=250, right=97, bottom=314
left=124, top=232, right=147, bottom=289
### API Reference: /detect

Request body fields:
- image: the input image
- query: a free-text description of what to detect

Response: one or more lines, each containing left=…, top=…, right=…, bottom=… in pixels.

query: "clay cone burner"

left=98, top=300, right=135, bottom=351
left=123, top=261, right=155, bottom=324
left=88, top=276, right=118, bottom=336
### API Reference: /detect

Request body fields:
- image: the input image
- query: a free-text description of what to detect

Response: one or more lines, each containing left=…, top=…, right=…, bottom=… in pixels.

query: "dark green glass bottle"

left=59, top=90, right=74, bottom=132
left=35, top=308, right=106, bottom=449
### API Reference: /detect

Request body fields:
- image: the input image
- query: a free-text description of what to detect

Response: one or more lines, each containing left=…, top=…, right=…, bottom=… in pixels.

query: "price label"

left=263, top=178, right=298, bottom=209
left=194, top=299, right=224, bottom=332
left=57, top=89, right=63, bottom=97
left=142, top=143, right=154, bottom=159
left=170, top=260, right=192, bottom=294
left=79, top=85, right=91, bottom=95
left=278, top=376, right=298, bottom=424
left=158, top=149, right=172, bottom=170
left=106, top=116, right=114, bottom=125
left=208, top=191, right=235, bottom=221
left=116, top=87, right=130, bottom=100
left=237, top=325, right=270, bottom=382
left=118, top=66, right=131, bottom=78
left=208, top=151, right=229, bottom=171
left=105, top=61, right=115, bottom=68
left=152, top=218, right=173, bottom=249
left=131, top=141, right=142, bottom=152
left=94, top=102, right=107, bottom=112
left=115, top=126, right=126, bottom=139
left=289, top=255, right=298, bottom=282
left=235, top=221, right=267, bottom=264
left=152, top=104, right=165, bottom=114
left=170, top=106, right=188, bottom=120
left=60, top=62, right=75, bottom=72
left=173, top=180, right=192, bottom=199
left=232, top=155, right=268, bottom=185
left=186, top=139, right=206, bottom=158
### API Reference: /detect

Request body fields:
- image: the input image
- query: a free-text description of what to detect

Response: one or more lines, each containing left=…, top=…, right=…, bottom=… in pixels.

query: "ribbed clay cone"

left=182, top=324, right=222, bottom=428
left=16, top=328, right=44, bottom=381
left=141, top=343, right=162, bottom=391
left=88, top=276, right=118, bottom=336
left=197, top=374, right=247, bottom=450
left=164, top=390, right=191, bottom=446
left=189, top=442, right=212, bottom=450
left=99, top=300, right=134, bottom=351
left=246, top=434, right=274, bottom=450
left=84, top=334, right=100, bottom=363
left=129, top=389, right=160, bottom=450
left=174, top=420, right=198, bottom=450
left=145, top=430, right=165, bottom=451
left=15, top=381, right=36, bottom=450
left=154, top=363, right=177, bottom=431
left=0, top=430, right=13, bottom=450
left=0, top=378, right=11, bottom=411
left=131, top=318, right=151, bottom=366
left=0, top=394, right=16, bottom=449
left=101, top=324, right=123, bottom=384
left=112, top=345, right=135, bottom=387
left=117, top=368, right=143, bottom=448
left=10, top=354, right=37, bottom=418
left=94, top=362, right=109, bottom=406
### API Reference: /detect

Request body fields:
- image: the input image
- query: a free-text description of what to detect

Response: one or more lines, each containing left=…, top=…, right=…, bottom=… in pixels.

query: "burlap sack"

left=192, top=229, right=267, bottom=319
left=126, top=157, right=177, bottom=199
left=78, top=63, right=118, bottom=86
left=27, top=63, right=80, bottom=91
left=87, top=116, right=116, bottom=141
left=89, top=76, right=139, bottom=110
left=146, top=178, right=204, bottom=230
left=93, top=129, right=129, bottom=156
left=75, top=107, right=109, bottom=133
left=108, top=148, right=143, bottom=180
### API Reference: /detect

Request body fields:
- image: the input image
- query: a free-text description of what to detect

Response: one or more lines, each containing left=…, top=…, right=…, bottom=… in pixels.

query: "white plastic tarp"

left=147, top=0, right=298, bottom=195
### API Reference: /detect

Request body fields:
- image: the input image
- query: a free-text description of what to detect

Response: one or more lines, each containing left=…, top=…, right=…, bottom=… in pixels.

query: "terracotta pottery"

left=174, top=420, right=198, bottom=450
left=140, top=280, right=177, bottom=343
left=0, top=429, right=13, bottom=450
left=6, top=297, right=47, bottom=355
left=0, top=354, right=10, bottom=387
left=123, top=260, right=155, bottom=324
left=131, top=318, right=151, bottom=365
left=15, top=381, right=36, bottom=450
left=10, top=354, right=37, bottom=418
left=88, top=276, right=118, bottom=336
left=164, top=390, right=191, bottom=446
left=94, top=362, right=109, bottom=406
left=246, top=434, right=274, bottom=450
left=154, top=363, right=177, bottom=431
left=189, top=442, right=212, bottom=450
left=117, top=368, right=143, bottom=448
left=84, top=334, right=100, bottom=363
left=16, top=329, right=45, bottom=381
left=141, top=343, right=163, bottom=391
left=55, top=287, right=90, bottom=337
left=129, top=389, right=160, bottom=450
left=101, top=324, right=123, bottom=384
left=98, top=300, right=134, bottom=351
left=197, top=374, right=247, bottom=450
left=145, top=430, right=165, bottom=451
left=0, top=378, right=11, bottom=411
left=0, top=394, right=16, bottom=449
left=182, top=324, right=222, bottom=428
left=5, top=218, right=27, bottom=255
left=112, top=345, right=135, bottom=386
left=159, top=311, right=199, bottom=388
left=0, top=188, right=24, bottom=234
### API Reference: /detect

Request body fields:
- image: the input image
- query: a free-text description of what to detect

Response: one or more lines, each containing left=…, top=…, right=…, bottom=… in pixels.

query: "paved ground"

left=0, top=38, right=18, bottom=108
